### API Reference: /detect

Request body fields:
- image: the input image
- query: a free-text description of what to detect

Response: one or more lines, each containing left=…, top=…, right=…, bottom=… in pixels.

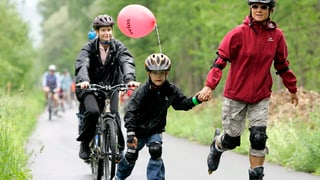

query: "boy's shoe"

left=249, top=166, right=264, bottom=180
left=79, top=142, right=90, bottom=160
left=207, top=128, right=223, bottom=174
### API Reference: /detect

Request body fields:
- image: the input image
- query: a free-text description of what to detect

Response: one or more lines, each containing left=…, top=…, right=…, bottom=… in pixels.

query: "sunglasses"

left=251, top=4, right=269, bottom=10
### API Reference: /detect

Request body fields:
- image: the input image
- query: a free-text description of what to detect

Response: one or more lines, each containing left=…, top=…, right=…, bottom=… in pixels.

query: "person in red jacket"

left=197, top=0, right=299, bottom=179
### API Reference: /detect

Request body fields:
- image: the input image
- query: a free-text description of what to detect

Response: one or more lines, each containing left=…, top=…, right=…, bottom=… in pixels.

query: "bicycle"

left=77, top=84, right=128, bottom=180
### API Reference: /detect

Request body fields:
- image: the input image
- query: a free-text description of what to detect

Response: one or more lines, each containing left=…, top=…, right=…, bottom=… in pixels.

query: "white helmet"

left=48, top=64, right=56, bottom=71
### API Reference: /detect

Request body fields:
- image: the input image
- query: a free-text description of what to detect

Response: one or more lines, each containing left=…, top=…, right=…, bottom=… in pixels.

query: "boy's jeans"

left=116, top=133, right=165, bottom=180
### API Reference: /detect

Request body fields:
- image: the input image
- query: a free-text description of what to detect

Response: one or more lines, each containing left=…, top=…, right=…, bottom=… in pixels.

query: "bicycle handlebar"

left=76, top=83, right=130, bottom=98
left=87, top=84, right=128, bottom=92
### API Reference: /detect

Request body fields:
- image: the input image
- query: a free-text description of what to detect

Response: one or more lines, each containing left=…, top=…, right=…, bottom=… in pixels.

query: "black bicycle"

left=77, top=84, right=128, bottom=180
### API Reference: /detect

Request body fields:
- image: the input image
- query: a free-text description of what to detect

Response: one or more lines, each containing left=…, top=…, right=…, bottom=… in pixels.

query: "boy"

left=115, top=53, right=205, bottom=180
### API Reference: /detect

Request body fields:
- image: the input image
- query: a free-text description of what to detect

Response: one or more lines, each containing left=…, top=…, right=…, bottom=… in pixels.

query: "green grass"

left=0, top=90, right=44, bottom=180
left=166, top=100, right=222, bottom=144
left=267, top=116, right=320, bottom=174
left=166, top=99, right=320, bottom=176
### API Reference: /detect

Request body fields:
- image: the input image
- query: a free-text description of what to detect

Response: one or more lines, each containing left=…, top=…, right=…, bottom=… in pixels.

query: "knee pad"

left=249, top=126, right=268, bottom=150
left=221, top=133, right=241, bottom=150
left=149, top=142, right=162, bottom=160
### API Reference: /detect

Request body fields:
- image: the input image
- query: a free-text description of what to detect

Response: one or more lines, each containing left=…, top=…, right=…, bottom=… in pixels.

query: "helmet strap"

left=100, top=40, right=111, bottom=45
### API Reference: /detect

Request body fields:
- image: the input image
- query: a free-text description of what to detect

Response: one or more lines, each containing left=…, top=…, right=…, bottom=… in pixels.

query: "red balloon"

left=117, top=4, right=156, bottom=38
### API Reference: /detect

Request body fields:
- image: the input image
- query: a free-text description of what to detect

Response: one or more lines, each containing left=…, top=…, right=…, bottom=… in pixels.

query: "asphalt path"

left=26, top=106, right=320, bottom=180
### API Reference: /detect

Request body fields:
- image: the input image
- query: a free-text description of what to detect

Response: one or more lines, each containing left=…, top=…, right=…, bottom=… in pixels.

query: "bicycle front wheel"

left=103, top=119, right=118, bottom=180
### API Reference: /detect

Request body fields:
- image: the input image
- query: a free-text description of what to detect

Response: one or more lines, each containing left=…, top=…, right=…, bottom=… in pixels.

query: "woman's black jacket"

left=75, top=38, right=136, bottom=101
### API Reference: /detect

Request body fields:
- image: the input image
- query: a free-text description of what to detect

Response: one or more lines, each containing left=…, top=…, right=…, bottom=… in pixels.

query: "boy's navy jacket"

left=124, top=79, right=196, bottom=136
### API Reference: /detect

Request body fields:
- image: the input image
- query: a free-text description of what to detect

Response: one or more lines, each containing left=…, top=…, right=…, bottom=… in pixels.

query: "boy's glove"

left=127, top=131, right=136, bottom=143
left=125, top=131, right=138, bottom=163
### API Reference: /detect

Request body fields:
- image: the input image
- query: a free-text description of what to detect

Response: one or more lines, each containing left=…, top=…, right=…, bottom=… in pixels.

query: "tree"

left=36, top=0, right=320, bottom=93
left=0, top=1, right=37, bottom=91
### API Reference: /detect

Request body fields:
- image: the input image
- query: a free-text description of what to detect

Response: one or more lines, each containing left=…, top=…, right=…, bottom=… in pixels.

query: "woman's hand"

left=197, top=86, right=213, bottom=102
left=78, top=81, right=89, bottom=89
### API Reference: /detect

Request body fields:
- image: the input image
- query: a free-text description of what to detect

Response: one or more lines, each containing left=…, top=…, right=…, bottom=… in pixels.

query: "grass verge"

left=0, top=89, right=43, bottom=180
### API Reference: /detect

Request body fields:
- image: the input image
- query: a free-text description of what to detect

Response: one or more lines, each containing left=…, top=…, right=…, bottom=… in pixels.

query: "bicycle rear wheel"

left=48, top=98, right=53, bottom=120
left=103, top=119, right=118, bottom=180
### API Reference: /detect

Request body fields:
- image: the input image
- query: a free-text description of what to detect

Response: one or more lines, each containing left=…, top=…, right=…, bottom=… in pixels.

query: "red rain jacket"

left=206, top=16, right=297, bottom=103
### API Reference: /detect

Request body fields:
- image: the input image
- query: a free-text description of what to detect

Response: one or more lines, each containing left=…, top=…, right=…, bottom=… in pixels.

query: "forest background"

left=0, top=0, right=319, bottom=179
left=2, top=0, right=319, bottom=93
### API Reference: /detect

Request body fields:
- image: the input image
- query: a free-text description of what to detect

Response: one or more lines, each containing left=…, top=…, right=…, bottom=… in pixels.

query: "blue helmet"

left=88, top=29, right=96, bottom=40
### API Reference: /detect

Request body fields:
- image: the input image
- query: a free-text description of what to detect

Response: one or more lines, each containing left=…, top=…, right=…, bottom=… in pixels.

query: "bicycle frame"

left=78, top=84, right=127, bottom=180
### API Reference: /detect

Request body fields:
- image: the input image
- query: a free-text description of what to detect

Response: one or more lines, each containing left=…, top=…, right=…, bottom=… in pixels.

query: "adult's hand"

left=197, top=86, right=213, bottom=102
left=78, top=81, right=89, bottom=89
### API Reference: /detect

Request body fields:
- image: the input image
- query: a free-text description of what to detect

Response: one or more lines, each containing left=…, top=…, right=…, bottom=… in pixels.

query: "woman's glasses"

left=251, top=4, right=269, bottom=10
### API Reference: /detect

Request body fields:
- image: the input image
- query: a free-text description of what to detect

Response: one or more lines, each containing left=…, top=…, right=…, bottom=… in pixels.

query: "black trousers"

left=77, top=92, right=125, bottom=151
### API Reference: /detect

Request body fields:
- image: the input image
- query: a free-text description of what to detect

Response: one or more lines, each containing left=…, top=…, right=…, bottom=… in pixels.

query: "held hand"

left=197, top=86, right=213, bottom=102
left=291, top=93, right=299, bottom=107
left=79, top=81, right=89, bottom=89
left=128, top=81, right=140, bottom=87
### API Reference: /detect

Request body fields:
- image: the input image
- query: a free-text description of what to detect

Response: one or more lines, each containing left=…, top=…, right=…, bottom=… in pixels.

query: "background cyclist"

left=42, top=64, right=61, bottom=114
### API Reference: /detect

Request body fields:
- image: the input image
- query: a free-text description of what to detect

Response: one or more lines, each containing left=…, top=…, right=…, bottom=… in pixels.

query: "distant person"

left=42, top=64, right=61, bottom=113
left=60, top=69, right=73, bottom=108
left=70, top=79, right=76, bottom=105
left=197, top=0, right=299, bottom=179
left=115, top=53, right=206, bottom=180
left=119, top=85, right=137, bottom=114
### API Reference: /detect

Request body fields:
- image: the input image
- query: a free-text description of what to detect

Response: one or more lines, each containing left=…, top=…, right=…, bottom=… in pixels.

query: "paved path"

left=26, top=106, right=320, bottom=180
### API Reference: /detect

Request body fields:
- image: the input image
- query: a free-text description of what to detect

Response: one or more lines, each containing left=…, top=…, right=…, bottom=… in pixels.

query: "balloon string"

left=155, top=24, right=162, bottom=54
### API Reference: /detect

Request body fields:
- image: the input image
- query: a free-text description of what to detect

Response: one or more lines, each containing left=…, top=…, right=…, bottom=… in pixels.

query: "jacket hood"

left=243, top=15, right=277, bottom=30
